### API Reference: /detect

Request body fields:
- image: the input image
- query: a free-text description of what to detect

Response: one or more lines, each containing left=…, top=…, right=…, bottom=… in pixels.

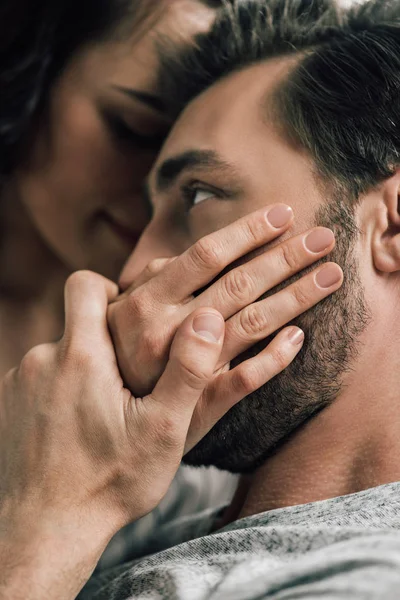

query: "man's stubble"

left=184, top=195, right=371, bottom=473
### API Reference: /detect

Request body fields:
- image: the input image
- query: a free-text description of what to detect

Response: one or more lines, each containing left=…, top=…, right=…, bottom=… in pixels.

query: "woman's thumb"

left=148, top=308, right=225, bottom=428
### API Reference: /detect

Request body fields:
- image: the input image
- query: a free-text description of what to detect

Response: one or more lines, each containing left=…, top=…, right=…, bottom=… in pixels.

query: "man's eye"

left=192, top=189, right=216, bottom=206
left=183, top=185, right=217, bottom=209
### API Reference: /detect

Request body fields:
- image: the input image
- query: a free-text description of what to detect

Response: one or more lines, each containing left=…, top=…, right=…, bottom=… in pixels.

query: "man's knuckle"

left=223, top=269, right=254, bottom=303
left=190, top=236, right=224, bottom=271
left=277, top=243, right=299, bottom=271
left=178, top=360, right=208, bottom=390
left=233, top=363, right=260, bottom=395
left=291, top=284, right=311, bottom=308
left=271, top=345, right=290, bottom=371
left=239, top=305, right=268, bottom=337
left=244, top=216, right=267, bottom=245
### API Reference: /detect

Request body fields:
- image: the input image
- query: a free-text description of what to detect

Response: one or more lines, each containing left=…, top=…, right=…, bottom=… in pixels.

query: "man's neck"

left=229, top=320, right=400, bottom=521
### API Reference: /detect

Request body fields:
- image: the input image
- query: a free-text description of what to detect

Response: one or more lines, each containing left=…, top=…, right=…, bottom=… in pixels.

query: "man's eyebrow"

left=113, top=85, right=166, bottom=113
left=155, top=150, right=235, bottom=193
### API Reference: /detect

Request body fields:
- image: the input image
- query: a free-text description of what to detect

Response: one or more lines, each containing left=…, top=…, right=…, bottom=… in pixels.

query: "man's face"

left=120, top=59, right=323, bottom=280
left=120, top=58, right=369, bottom=473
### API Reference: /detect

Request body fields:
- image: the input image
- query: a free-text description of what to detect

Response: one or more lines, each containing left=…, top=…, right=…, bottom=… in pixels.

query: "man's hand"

left=108, top=205, right=342, bottom=450
left=0, top=271, right=227, bottom=600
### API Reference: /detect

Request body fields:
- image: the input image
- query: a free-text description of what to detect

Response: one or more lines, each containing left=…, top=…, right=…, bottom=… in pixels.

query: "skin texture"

left=108, top=206, right=342, bottom=452
left=12, top=1, right=216, bottom=281
left=6, top=25, right=400, bottom=600
left=0, top=1, right=343, bottom=414
left=0, top=13, right=345, bottom=597
left=119, top=58, right=359, bottom=472
left=0, top=1, right=215, bottom=376
left=0, top=272, right=232, bottom=600
left=119, top=56, right=400, bottom=513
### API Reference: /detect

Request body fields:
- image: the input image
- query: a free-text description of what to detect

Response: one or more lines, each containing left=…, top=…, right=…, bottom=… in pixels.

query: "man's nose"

left=118, top=223, right=178, bottom=291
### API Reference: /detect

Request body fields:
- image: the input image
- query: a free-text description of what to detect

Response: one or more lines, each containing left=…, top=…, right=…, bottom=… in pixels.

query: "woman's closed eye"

left=105, top=112, right=166, bottom=152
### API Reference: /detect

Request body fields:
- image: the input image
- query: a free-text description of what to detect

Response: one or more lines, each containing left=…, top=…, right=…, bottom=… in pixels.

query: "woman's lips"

left=102, top=212, right=141, bottom=247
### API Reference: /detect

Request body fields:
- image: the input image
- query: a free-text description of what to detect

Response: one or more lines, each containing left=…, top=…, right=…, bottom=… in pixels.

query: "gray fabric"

left=79, top=481, right=400, bottom=599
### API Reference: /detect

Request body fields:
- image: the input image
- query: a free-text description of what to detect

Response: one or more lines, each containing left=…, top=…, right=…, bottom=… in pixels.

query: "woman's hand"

left=108, top=205, right=343, bottom=450
left=0, top=272, right=230, bottom=600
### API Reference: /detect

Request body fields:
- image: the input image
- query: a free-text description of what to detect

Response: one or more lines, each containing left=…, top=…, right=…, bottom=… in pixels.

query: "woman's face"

left=13, top=1, right=215, bottom=281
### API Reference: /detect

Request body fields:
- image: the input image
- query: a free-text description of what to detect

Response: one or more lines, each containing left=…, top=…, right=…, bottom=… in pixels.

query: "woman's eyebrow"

left=112, top=85, right=166, bottom=113
left=155, top=149, right=237, bottom=194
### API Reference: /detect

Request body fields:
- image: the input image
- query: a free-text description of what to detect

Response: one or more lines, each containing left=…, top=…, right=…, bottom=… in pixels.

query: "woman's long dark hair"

left=0, top=0, right=150, bottom=177
left=0, top=0, right=222, bottom=178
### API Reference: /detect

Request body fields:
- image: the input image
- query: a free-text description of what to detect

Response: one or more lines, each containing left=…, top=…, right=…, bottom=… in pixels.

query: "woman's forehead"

left=61, top=1, right=216, bottom=96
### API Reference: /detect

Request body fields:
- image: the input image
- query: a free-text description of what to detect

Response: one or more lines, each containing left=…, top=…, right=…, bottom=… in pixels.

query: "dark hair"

left=0, top=0, right=138, bottom=175
left=162, top=0, right=400, bottom=199
left=0, top=0, right=221, bottom=178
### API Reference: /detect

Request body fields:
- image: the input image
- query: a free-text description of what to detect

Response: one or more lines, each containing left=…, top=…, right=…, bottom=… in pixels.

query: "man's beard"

left=184, top=197, right=371, bottom=473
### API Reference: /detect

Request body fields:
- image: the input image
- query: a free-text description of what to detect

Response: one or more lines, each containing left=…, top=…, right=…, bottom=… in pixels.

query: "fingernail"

left=305, top=228, right=334, bottom=253
left=193, top=313, right=224, bottom=342
left=288, top=327, right=305, bottom=345
left=266, top=205, right=293, bottom=228
left=315, top=264, right=342, bottom=288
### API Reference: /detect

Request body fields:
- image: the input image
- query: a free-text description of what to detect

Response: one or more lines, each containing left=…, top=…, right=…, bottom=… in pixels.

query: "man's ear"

left=372, top=170, right=400, bottom=274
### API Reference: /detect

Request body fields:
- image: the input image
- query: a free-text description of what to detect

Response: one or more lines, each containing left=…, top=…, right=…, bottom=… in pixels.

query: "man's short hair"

left=161, top=0, right=400, bottom=200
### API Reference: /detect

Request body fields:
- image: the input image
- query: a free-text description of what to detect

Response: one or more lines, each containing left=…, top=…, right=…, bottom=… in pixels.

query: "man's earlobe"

left=372, top=172, right=400, bottom=274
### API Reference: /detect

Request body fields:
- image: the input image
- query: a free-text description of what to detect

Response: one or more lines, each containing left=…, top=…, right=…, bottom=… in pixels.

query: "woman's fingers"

left=108, top=211, right=339, bottom=402
left=148, top=309, right=225, bottom=430
left=185, top=326, right=304, bottom=452
left=64, top=270, right=119, bottom=346
left=219, top=262, right=343, bottom=365
left=192, top=227, right=335, bottom=318
left=142, top=204, right=293, bottom=304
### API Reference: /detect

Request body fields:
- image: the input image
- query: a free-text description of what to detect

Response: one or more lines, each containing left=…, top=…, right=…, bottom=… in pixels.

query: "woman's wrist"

left=0, top=511, right=115, bottom=600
